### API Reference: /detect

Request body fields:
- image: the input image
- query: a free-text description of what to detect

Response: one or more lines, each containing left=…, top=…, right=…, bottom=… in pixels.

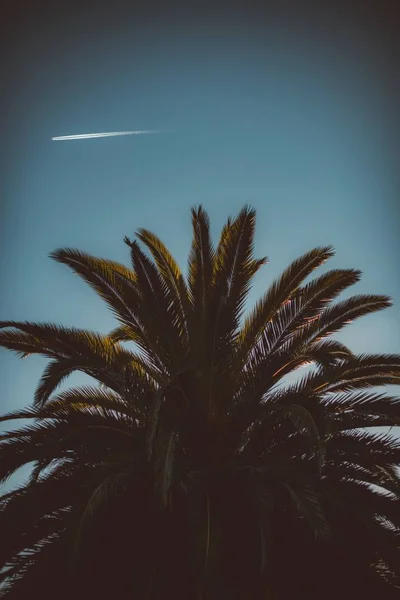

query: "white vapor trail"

left=52, top=129, right=172, bottom=141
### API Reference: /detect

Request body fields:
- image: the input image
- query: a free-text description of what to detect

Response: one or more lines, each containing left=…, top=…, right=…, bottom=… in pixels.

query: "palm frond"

left=124, top=237, right=185, bottom=373
left=324, top=390, right=400, bottom=419
left=187, top=205, right=215, bottom=308
left=326, top=431, right=400, bottom=471
left=49, top=248, right=140, bottom=329
left=135, top=228, right=191, bottom=353
left=254, top=269, right=361, bottom=359
left=33, top=358, right=81, bottom=407
left=187, top=206, right=215, bottom=367
left=237, top=246, right=335, bottom=367
left=212, top=205, right=267, bottom=336
left=297, top=294, right=392, bottom=347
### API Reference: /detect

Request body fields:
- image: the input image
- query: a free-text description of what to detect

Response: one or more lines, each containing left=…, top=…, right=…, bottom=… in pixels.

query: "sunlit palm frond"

left=49, top=248, right=138, bottom=327
left=124, top=237, right=185, bottom=374
left=135, top=228, right=191, bottom=353
left=212, top=206, right=267, bottom=339
left=253, top=269, right=362, bottom=359
left=187, top=205, right=215, bottom=308
left=0, top=322, right=127, bottom=364
left=33, top=357, right=83, bottom=407
left=296, top=294, right=393, bottom=348
left=186, top=206, right=215, bottom=367
left=237, top=246, right=335, bottom=367
left=0, top=322, right=158, bottom=406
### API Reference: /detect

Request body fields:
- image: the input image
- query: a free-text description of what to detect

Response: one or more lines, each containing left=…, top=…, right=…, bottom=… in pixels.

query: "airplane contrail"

left=52, top=129, right=172, bottom=141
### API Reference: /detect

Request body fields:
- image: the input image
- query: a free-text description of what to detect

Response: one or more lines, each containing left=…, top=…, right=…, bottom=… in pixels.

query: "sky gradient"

left=1, top=4, right=399, bottom=489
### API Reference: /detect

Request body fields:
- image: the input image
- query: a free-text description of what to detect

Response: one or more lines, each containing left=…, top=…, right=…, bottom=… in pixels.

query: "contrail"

left=52, top=129, right=172, bottom=141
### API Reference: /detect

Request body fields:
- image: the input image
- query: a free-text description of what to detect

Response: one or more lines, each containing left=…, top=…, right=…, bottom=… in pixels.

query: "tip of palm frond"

left=123, top=235, right=133, bottom=247
left=238, top=203, right=256, bottom=217
left=190, top=204, right=211, bottom=225
left=362, top=295, right=393, bottom=308
left=316, top=245, right=335, bottom=261
left=258, top=256, right=269, bottom=266
left=48, top=247, right=64, bottom=261
left=48, top=247, right=80, bottom=262
left=384, top=296, right=394, bottom=308
left=191, top=204, right=205, bottom=214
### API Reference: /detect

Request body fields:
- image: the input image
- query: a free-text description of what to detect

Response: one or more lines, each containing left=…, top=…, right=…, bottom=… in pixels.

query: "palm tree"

left=1, top=205, right=400, bottom=600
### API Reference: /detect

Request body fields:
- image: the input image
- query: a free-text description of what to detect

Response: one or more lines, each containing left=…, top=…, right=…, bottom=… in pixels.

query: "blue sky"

left=1, top=19, right=399, bottom=488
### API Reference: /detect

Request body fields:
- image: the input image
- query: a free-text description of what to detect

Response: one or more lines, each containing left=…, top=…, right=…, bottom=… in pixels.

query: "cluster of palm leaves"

left=1, top=206, right=400, bottom=599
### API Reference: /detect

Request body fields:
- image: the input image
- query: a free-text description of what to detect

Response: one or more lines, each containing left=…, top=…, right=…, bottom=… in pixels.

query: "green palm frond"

left=254, top=269, right=362, bottom=359
left=212, top=206, right=267, bottom=338
left=201, top=207, right=268, bottom=414
left=240, top=338, right=353, bottom=402
left=124, top=237, right=184, bottom=373
left=237, top=246, right=335, bottom=367
left=279, top=353, right=400, bottom=398
left=33, top=358, right=84, bottom=407
left=135, top=228, right=191, bottom=352
left=298, top=339, right=353, bottom=366
left=187, top=206, right=215, bottom=366
left=49, top=248, right=139, bottom=327
left=0, top=322, right=128, bottom=364
left=0, top=322, right=158, bottom=406
left=108, top=323, right=135, bottom=342
left=187, top=205, right=215, bottom=308
left=50, top=249, right=172, bottom=372
left=298, top=294, right=393, bottom=347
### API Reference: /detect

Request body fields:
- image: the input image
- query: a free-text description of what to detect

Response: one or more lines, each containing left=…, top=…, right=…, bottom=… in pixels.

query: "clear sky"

left=1, top=10, right=399, bottom=488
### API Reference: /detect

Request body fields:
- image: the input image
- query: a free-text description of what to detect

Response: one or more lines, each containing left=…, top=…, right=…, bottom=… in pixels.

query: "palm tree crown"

left=1, top=206, right=400, bottom=599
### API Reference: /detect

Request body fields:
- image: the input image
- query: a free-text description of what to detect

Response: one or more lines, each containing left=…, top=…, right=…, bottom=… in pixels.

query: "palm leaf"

left=255, top=269, right=362, bottom=358
left=187, top=206, right=215, bottom=368
left=33, top=358, right=82, bottom=407
left=135, top=228, right=191, bottom=353
left=124, top=237, right=184, bottom=373
left=237, top=246, right=335, bottom=366
left=297, top=294, right=392, bottom=347
left=49, top=248, right=139, bottom=328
